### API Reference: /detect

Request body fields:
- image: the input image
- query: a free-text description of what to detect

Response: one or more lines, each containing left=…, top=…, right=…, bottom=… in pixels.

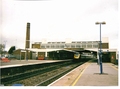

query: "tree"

left=8, top=46, right=16, bottom=54
left=0, top=44, right=5, bottom=56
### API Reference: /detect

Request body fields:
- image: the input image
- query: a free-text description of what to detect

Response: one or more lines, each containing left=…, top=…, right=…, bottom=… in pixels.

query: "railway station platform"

left=49, top=61, right=118, bottom=86
left=0, top=59, right=72, bottom=68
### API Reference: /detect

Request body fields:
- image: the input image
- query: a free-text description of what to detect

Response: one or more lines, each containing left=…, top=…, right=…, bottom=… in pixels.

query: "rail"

left=1, top=61, right=73, bottom=85
left=35, top=62, right=84, bottom=86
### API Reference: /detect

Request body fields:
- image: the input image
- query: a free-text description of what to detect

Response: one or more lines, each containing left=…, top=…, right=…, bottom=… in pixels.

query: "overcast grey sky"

left=0, top=0, right=119, bottom=51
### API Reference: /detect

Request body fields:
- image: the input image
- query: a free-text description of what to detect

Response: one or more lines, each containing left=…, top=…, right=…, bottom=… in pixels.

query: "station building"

left=13, top=37, right=118, bottom=64
left=29, top=37, right=117, bottom=63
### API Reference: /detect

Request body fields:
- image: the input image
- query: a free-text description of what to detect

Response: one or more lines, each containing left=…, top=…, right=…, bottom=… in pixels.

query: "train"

left=73, top=52, right=81, bottom=61
left=74, top=52, right=81, bottom=59
left=73, top=52, right=94, bottom=62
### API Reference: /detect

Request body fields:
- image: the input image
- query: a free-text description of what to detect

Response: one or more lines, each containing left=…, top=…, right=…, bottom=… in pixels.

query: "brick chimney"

left=25, top=22, right=30, bottom=49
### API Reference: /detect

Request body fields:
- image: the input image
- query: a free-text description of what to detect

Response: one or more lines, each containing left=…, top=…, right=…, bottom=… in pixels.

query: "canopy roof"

left=27, top=48, right=76, bottom=53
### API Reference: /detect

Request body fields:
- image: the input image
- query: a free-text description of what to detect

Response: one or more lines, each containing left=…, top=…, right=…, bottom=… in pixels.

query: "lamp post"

left=95, top=21, right=106, bottom=74
left=97, top=41, right=100, bottom=65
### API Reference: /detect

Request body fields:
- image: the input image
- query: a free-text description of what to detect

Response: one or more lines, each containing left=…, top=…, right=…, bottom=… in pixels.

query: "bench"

left=1, top=58, right=10, bottom=62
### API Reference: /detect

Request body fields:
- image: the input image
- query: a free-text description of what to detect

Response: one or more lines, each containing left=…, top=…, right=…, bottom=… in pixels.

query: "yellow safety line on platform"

left=107, top=63, right=118, bottom=71
left=72, top=63, right=91, bottom=86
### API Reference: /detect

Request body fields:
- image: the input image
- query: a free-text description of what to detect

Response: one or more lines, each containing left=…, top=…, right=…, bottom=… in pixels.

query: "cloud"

left=1, top=0, right=119, bottom=51
left=84, top=0, right=118, bottom=16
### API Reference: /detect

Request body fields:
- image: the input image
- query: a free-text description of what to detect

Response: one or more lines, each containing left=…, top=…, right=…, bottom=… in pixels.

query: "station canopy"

left=27, top=48, right=76, bottom=53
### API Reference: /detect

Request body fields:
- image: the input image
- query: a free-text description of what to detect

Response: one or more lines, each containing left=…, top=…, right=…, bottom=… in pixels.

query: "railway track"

left=36, top=62, right=84, bottom=86
left=1, top=61, right=86, bottom=86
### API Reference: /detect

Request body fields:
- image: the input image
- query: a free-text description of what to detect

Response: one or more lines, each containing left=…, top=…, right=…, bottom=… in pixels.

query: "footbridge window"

left=87, top=45, right=92, bottom=48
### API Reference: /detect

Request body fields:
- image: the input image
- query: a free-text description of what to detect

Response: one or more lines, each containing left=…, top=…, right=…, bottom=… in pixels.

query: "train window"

left=75, top=53, right=79, bottom=57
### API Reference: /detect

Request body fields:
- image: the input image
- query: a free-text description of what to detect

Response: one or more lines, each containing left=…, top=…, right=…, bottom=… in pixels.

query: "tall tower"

left=25, top=22, right=30, bottom=60
left=25, top=22, right=30, bottom=49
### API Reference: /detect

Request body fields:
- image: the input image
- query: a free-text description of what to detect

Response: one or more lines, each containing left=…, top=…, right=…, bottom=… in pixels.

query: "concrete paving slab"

left=74, top=63, right=118, bottom=86
left=49, top=62, right=90, bottom=86
left=49, top=62, right=118, bottom=86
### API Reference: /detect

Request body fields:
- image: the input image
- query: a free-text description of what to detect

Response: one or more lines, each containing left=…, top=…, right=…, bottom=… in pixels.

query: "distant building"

left=31, top=37, right=109, bottom=50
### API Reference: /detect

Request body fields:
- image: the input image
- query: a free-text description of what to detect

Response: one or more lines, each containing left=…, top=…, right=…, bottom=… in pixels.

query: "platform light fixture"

left=95, top=22, right=106, bottom=25
left=95, top=21, right=106, bottom=74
